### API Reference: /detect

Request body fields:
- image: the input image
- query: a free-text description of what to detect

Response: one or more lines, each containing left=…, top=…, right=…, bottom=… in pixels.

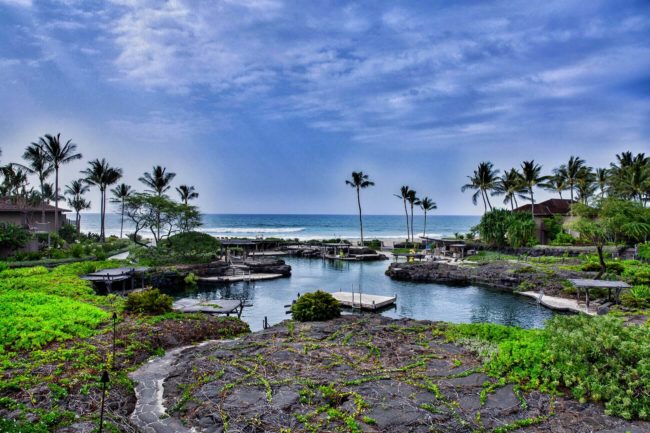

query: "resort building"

left=513, top=198, right=575, bottom=244
left=0, top=197, right=70, bottom=233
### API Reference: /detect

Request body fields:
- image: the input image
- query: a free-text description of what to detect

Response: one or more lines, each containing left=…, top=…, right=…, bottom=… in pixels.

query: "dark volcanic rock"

left=152, top=316, right=648, bottom=433
left=386, top=261, right=589, bottom=296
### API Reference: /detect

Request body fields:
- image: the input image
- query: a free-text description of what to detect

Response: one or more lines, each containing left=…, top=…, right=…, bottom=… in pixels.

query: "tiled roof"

left=0, top=197, right=70, bottom=213
left=514, top=199, right=574, bottom=216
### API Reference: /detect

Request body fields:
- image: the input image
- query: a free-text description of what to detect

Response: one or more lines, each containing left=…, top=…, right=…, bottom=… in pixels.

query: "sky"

left=0, top=0, right=649, bottom=215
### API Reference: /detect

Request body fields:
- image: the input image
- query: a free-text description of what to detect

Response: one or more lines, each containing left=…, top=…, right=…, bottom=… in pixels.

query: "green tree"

left=394, top=185, right=412, bottom=242
left=407, top=189, right=418, bottom=242
left=461, top=162, right=499, bottom=213
left=139, top=165, right=176, bottom=197
left=493, top=168, right=524, bottom=210
left=556, top=155, right=586, bottom=203
left=19, top=143, right=53, bottom=223
left=64, top=179, right=90, bottom=234
left=596, top=168, right=609, bottom=199
left=546, top=170, right=568, bottom=200
left=110, top=183, right=132, bottom=238
left=176, top=184, right=198, bottom=205
left=518, top=160, right=549, bottom=217
left=38, top=133, right=82, bottom=230
left=575, top=166, right=597, bottom=205
left=345, top=171, right=374, bottom=246
left=82, top=159, right=123, bottom=241
left=418, top=196, right=437, bottom=238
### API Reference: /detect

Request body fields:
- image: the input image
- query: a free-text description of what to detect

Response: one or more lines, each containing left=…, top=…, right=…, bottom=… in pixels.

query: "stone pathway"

left=108, top=251, right=130, bottom=260
left=519, top=291, right=598, bottom=315
left=129, top=340, right=234, bottom=433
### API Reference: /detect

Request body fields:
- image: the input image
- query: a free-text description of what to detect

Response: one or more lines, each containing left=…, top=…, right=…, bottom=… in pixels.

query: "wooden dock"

left=330, top=291, right=397, bottom=310
left=173, top=298, right=244, bottom=317
left=199, top=273, right=284, bottom=283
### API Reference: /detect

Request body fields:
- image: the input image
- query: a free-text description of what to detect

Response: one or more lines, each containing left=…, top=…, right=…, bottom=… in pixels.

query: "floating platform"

left=330, top=291, right=397, bottom=310
left=173, top=298, right=244, bottom=317
left=199, top=273, right=284, bottom=283
left=518, top=291, right=597, bottom=316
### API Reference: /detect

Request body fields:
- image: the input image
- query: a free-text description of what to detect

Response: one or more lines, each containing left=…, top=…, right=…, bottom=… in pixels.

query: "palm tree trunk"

left=410, top=203, right=414, bottom=243
left=485, top=190, right=493, bottom=211
left=530, top=188, right=535, bottom=218
left=356, top=187, right=364, bottom=246
left=54, top=168, right=59, bottom=231
left=423, top=211, right=427, bottom=238
left=480, top=190, right=488, bottom=213
left=100, top=189, right=106, bottom=242
left=403, top=199, right=410, bottom=242
left=559, top=190, right=563, bottom=200
left=76, top=211, right=80, bottom=234
left=509, top=196, right=514, bottom=211
left=120, top=200, right=124, bottom=238
left=40, top=180, right=45, bottom=224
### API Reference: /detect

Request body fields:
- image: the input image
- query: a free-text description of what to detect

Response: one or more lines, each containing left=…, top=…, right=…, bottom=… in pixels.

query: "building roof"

left=513, top=198, right=574, bottom=217
left=0, top=197, right=70, bottom=213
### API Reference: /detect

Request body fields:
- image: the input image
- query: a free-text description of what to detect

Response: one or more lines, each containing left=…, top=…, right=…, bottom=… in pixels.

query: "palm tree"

left=557, top=156, right=586, bottom=203
left=595, top=168, right=609, bottom=199
left=0, top=164, right=29, bottom=200
left=518, top=160, right=549, bottom=217
left=39, top=133, right=82, bottom=230
left=493, top=168, right=524, bottom=210
left=345, top=171, right=374, bottom=246
left=65, top=179, right=90, bottom=233
left=176, top=184, right=198, bottom=205
left=575, top=166, right=596, bottom=204
left=418, top=197, right=437, bottom=238
left=394, top=186, right=412, bottom=242
left=82, top=159, right=123, bottom=241
left=110, top=183, right=132, bottom=238
left=20, top=143, right=53, bottom=223
left=461, top=162, right=499, bottom=213
left=546, top=170, right=568, bottom=200
left=139, top=165, right=176, bottom=196
left=406, top=189, right=418, bottom=242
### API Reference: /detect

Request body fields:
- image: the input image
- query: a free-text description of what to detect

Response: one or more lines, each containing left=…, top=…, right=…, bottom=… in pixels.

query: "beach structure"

left=330, top=289, right=396, bottom=310
left=513, top=198, right=576, bottom=244
left=173, top=297, right=245, bottom=318
left=568, top=278, right=631, bottom=308
left=319, top=242, right=387, bottom=261
left=81, top=267, right=149, bottom=294
left=421, top=237, right=468, bottom=259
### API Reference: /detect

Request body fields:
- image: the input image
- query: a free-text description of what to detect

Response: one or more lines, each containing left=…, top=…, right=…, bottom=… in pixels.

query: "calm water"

left=80, top=213, right=480, bottom=240
left=164, top=257, right=554, bottom=331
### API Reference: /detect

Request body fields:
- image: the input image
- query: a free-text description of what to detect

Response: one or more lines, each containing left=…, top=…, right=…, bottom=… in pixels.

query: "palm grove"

left=462, top=153, right=650, bottom=274
left=0, top=133, right=202, bottom=250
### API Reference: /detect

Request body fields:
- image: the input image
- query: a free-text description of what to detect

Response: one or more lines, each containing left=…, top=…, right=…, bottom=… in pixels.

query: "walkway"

left=519, top=291, right=598, bottom=316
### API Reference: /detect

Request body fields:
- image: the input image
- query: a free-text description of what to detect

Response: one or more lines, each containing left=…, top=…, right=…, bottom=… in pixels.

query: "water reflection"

left=165, top=257, right=555, bottom=331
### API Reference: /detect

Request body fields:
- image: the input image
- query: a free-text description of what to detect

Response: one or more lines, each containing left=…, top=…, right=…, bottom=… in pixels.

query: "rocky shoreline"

left=127, top=316, right=648, bottom=433
left=385, top=260, right=590, bottom=297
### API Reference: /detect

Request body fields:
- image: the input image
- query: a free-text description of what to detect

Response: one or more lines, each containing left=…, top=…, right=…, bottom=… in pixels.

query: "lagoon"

left=165, top=256, right=554, bottom=331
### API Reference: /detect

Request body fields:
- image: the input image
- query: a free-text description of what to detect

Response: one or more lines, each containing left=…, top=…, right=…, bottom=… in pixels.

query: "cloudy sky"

left=1, top=0, right=648, bottom=215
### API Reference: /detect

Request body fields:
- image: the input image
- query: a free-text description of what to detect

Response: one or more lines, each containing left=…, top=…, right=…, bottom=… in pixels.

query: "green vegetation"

left=0, top=223, right=31, bottom=254
left=125, top=288, right=173, bottom=314
left=448, top=315, right=650, bottom=420
left=291, top=290, right=341, bottom=322
left=132, top=230, right=219, bottom=266
left=474, top=208, right=537, bottom=247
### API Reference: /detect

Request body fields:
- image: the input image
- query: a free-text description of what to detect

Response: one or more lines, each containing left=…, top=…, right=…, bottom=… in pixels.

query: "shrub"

left=184, top=272, right=199, bottom=286
left=621, top=286, right=650, bottom=309
left=639, top=243, right=650, bottom=261
left=291, top=290, right=341, bottom=322
left=0, top=223, right=31, bottom=253
left=507, top=212, right=536, bottom=247
left=551, top=232, right=576, bottom=246
left=69, top=244, right=83, bottom=258
left=125, top=289, right=173, bottom=314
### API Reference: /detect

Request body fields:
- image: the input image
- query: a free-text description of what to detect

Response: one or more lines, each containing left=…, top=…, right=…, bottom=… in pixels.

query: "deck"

left=173, top=298, right=244, bottom=317
left=330, top=291, right=397, bottom=310
left=199, top=273, right=284, bottom=283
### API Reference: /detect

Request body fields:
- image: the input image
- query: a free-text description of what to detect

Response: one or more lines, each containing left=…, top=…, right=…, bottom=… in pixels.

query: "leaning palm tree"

left=82, top=159, right=123, bottom=241
left=139, top=165, right=176, bottom=196
left=518, top=160, right=549, bottom=217
left=20, top=143, right=53, bottom=223
left=461, top=162, right=499, bottom=213
left=575, top=166, right=597, bottom=204
left=394, top=186, right=412, bottom=242
left=556, top=156, right=586, bottom=203
left=546, top=170, right=568, bottom=200
left=493, top=168, right=524, bottom=210
left=595, top=168, right=609, bottom=199
left=65, top=179, right=90, bottom=233
left=1, top=164, right=29, bottom=201
left=39, top=133, right=82, bottom=230
left=418, top=197, right=437, bottom=238
left=406, top=189, right=418, bottom=242
left=110, top=183, right=132, bottom=238
left=176, top=184, right=198, bottom=205
left=345, top=171, right=374, bottom=246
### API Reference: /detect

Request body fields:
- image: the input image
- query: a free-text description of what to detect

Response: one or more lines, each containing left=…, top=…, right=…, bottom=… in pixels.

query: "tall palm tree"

left=493, top=168, right=524, bottom=210
left=345, top=171, right=374, bottom=246
left=176, top=184, right=198, bottom=205
left=418, top=197, right=437, bottom=238
left=139, top=165, right=176, bottom=196
left=461, top=162, right=499, bottom=213
left=82, top=159, right=123, bottom=241
left=110, top=183, right=132, bottom=238
left=575, top=166, right=596, bottom=204
left=394, top=186, right=412, bottom=242
left=20, top=143, right=53, bottom=223
left=595, top=168, right=609, bottom=199
left=407, top=189, right=418, bottom=242
left=39, top=133, right=82, bottom=230
left=556, top=156, right=586, bottom=203
left=65, top=179, right=90, bottom=233
left=0, top=164, right=29, bottom=200
left=518, top=160, right=549, bottom=217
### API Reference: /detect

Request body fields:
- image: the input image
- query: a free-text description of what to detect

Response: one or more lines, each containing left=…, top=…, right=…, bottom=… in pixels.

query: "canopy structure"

left=568, top=278, right=631, bottom=307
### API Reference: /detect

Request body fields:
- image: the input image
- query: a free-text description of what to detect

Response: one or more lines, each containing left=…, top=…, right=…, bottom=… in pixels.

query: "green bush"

left=0, top=223, right=31, bottom=253
left=621, top=286, right=650, bottom=309
left=551, top=232, right=576, bottom=246
left=291, top=290, right=341, bottom=322
left=639, top=243, right=650, bottom=261
left=69, top=244, right=83, bottom=258
left=449, top=315, right=650, bottom=420
left=581, top=260, right=625, bottom=275
left=184, top=272, right=199, bottom=286
left=125, top=289, right=173, bottom=314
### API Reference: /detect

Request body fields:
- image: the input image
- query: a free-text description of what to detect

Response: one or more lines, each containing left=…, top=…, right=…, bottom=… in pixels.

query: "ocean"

left=79, top=213, right=480, bottom=240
